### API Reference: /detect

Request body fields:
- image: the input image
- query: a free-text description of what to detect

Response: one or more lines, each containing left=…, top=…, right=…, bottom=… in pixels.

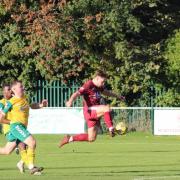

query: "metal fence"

left=100, top=107, right=153, bottom=133
left=30, top=80, right=157, bottom=108
left=31, top=80, right=82, bottom=107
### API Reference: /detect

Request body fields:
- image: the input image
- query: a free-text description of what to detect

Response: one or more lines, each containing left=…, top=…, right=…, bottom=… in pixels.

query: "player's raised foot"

left=59, top=135, right=70, bottom=148
left=17, top=161, right=25, bottom=173
left=109, top=129, right=116, bottom=137
left=30, top=166, right=43, bottom=175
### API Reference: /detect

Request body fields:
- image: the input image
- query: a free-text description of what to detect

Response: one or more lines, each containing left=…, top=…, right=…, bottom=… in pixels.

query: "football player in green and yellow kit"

left=0, top=80, right=48, bottom=175
left=0, top=84, right=12, bottom=134
left=0, top=83, right=37, bottom=173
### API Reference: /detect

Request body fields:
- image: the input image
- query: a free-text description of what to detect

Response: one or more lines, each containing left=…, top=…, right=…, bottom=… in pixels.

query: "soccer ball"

left=115, top=122, right=127, bottom=135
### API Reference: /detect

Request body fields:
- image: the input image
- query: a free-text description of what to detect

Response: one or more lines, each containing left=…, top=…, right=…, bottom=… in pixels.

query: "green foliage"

left=165, top=30, right=180, bottom=86
left=166, top=30, right=180, bottom=72
left=0, top=23, right=25, bottom=83
left=0, top=0, right=179, bottom=106
left=155, top=89, right=180, bottom=107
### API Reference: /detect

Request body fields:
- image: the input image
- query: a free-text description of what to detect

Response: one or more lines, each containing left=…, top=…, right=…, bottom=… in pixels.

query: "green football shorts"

left=6, top=123, right=31, bottom=142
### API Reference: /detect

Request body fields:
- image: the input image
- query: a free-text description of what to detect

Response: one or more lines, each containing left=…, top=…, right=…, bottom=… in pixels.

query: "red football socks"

left=72, top=134, right=89, bottom=141
left=104, top=111, right=113, bottom=129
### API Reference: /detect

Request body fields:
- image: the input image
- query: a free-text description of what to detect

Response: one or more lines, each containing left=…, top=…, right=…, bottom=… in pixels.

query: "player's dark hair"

left=94, top=70, right=108, bottom=78
left=2, top=83, right=10, bottom=89
left=11, top=80, right=22, bottom=88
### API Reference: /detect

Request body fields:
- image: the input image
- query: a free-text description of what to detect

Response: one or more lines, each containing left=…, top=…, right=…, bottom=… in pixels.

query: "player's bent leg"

left=59, top=116, right=101, bottom=148
left=17, top=160, right=25, bottom=174
left=59, top=133, right=89, bottom=148
left=18, top=142, right=28, bottom=167
left=104, top=111, right=115, bottom=137
left=11, top=123, right=40, bottom=170
left=23, top=135, right=43, bottom=175
left=17, top=142, right=27, bottom=173
left=10, top=124, right=43, bottom=175
left=71, top=134, right=89, bottom=142
left=23, top=135, right=36, bottom=149
left=23, top=136, right=36, bottom=168
left=94, top=105, right=110, bottom=118
left=93, top=105, right=115, bottom=137
left=87, top=126, right=98, bottom=142
left=18, top=142, right=26, bottom=150
left=18, top=142, right=27, bottom=164
left=0, top=141, right=17, bottom=155
left=59, top=127, right=98, bottom=147
left=59, top=135, right=71, bottom=147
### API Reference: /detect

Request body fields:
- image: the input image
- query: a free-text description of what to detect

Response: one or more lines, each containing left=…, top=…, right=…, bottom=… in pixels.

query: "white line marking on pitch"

left=133, top=176, right=180, bottom=180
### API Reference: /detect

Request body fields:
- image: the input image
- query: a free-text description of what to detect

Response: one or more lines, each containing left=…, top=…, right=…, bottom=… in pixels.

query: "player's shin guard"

left=20, top=150, right=28, bottom=166
left=27, top=148, right=35, bottom=169
left=72, top=134, right=89, bottom=142
left=104, top=111, right=113, bottom=129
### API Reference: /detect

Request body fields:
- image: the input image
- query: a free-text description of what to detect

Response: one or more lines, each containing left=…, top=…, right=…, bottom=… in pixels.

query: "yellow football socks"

left=20, top=150, right=28, bottom=166
left=27, top=148, right=35, bottom=169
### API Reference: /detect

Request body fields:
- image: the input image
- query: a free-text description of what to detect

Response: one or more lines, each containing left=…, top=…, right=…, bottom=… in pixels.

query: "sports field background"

left=1, top=132, right=180, bottom=180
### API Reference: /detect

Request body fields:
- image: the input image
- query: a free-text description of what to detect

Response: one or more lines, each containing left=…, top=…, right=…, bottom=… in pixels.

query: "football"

left=115, top=122, right=127, bottom=135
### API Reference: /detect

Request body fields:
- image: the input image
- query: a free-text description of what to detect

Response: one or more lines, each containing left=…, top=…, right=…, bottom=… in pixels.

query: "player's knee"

left=103, top=105, right=110, bottom=112
left=32, top=139, right=36, bottom=148
left=18, top=142, right=26, bottom=150
left=29, top=138, right=36, bottom=149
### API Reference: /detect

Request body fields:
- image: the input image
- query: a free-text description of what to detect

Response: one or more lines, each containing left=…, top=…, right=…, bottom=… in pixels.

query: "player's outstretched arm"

left=66, top=91, right=80, bottom=107
left=0, top=111, right=10, bottom=124
left=30, top=99, right=48, bottom=109
left=0, top=101, right=12, bottom=122
left=0, top=117, right=10, bottom=124
left=0, top=112, right=5, bottom=122
left=102, top=90, right=125, bottom=101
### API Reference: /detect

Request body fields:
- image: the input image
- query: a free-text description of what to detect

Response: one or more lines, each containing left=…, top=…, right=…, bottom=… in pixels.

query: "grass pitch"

left=1, top=132, right=180, bottom=180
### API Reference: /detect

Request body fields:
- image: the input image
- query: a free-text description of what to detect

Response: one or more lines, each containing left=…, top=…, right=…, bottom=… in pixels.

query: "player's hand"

left=66, top=101, right=72, bottom=107
left=0, top=112, right=5, bottom=122
left=118, top=96, right=125, bottom=101
left=40, top=99, right=48, bottom=108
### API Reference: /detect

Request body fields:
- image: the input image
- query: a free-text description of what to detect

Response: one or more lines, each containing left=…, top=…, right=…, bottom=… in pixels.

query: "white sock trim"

left=69, top=136, right=73, bottom=142
left=28, top=164, right=34, bottom=170
left=18, top=160, right=24, bottom=164
left=109, top=127, right=114, bottom=132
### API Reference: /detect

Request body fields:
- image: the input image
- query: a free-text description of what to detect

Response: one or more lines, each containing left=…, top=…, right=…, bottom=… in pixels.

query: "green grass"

left=1, top=132, right=180, bottom=180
